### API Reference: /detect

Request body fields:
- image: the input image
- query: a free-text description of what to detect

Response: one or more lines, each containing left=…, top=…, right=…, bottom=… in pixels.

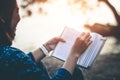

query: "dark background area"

left=43, top=51, right=120, bottom=80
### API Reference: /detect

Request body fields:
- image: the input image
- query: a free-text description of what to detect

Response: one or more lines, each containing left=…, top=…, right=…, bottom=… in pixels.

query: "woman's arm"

left=31, top=37, right=65, bottom=63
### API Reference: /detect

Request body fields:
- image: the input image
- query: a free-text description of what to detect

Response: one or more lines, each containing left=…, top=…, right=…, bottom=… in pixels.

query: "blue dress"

left=0, top=45, right=84, bottom=80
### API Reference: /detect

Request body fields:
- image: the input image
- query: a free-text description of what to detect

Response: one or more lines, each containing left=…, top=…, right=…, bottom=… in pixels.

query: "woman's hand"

left=63, top=32, right=92, bottom=74
left=70, top=32, right=92, bottom=58
left=32, top=37, right=65, bottom=62
left=44, top=37, right=65, bottom=52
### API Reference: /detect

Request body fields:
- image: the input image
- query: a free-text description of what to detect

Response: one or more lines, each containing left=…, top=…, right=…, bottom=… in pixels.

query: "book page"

left=52, top=27, right=80, bottom=61
left=52, top=27, right=106, bottom=68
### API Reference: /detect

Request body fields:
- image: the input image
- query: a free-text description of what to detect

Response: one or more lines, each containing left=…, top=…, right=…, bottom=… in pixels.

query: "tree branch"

left=99, top=0, right=120, bottom=26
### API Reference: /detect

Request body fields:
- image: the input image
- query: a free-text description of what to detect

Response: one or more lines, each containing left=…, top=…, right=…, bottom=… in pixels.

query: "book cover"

left=52, top=27, right=106, bottom=69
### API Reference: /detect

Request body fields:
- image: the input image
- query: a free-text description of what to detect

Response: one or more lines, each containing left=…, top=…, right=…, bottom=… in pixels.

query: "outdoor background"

left=13, top=0, right=120, bottom=80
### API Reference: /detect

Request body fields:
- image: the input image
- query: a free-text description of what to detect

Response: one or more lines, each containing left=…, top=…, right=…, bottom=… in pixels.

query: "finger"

left=78, top=32, right=89, bottom=42
left=79, top=32, right=85, bottom=38
left=81, top=32, right=91, bottom=40
left=85, top=34, right=92, bottom=42
left=77, top=32, right=85, bottom=42
left=55, top=37, right=66, bottom=43
left=87, top=40, right=92, bottom=47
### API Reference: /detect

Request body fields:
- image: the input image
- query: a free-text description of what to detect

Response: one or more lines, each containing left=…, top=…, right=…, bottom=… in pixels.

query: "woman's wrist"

left=32, top=48, right=46, bottom=62
left=43, top=43, right=52, bottom=52
left=62, top=53, right=79, bottom=74
left=39, top=44, right=49, bottom=56
left=69, top=50, right=81, bottom=59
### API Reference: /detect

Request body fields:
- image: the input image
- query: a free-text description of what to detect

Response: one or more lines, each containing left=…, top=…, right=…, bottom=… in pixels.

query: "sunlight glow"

left=14, top=0, right=118, bottom=52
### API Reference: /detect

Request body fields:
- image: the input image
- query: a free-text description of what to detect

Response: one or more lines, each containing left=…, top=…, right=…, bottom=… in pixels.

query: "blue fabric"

left=0, top=45, right=84, bottom=80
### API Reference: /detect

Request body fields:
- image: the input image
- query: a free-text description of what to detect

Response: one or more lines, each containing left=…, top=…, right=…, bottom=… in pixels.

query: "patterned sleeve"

left=11, top=50, right=49, bottom=80
left=9, top=47, right=72, bottom=80
left=27, top=52, right=36, bottom=62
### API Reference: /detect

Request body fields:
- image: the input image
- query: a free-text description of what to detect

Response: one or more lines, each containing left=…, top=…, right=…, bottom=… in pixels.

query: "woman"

left=0, top=0, right=92, bottom=80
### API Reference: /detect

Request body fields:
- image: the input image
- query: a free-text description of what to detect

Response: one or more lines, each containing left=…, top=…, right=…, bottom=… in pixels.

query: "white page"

left=52, top=27, right=80, bottom=61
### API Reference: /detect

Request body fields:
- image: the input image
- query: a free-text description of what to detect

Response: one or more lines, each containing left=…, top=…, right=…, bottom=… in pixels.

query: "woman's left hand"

left=44, top=37, right=65, bottom=52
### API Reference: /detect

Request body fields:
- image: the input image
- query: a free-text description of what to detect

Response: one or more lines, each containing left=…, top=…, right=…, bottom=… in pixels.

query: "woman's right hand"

left=70, top=32, right=92, bottom=58
left=62, top=32, right=92, bottom=74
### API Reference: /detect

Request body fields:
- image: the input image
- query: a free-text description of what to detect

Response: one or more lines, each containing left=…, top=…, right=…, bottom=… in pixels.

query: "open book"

left=52, top=27, right=106, bottom=69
